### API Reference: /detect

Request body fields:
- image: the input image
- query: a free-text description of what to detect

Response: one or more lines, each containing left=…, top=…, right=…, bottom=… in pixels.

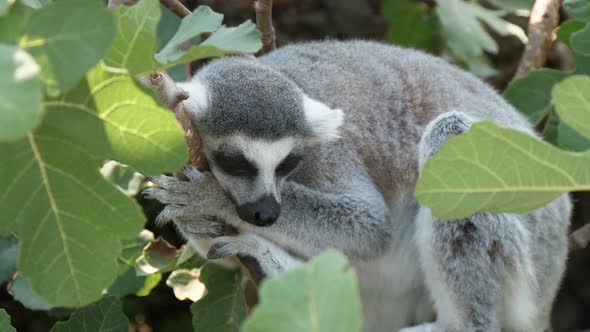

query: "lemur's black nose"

left=236, top=195, right=280, bottom=227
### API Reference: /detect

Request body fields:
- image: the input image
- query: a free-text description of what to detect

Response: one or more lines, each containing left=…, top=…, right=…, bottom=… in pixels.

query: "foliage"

left=48, top=297, right=129, bottom=332
left=0, top=309, right=16, bottom=332
left=382, top=0, right=529, bottom=77
left=243, top=250, right=362, bottom=332
left=415, top=0, right=590, bottom=219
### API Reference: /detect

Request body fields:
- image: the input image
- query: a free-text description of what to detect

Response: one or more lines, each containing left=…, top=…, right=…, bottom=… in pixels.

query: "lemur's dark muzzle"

left=236, top=195, right=280, bottom=227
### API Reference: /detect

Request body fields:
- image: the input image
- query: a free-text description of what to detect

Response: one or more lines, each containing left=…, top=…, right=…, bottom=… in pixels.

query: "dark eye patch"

left=276, top=153, right=303, bottom=176
left=213, top=151, right=258, bottom=177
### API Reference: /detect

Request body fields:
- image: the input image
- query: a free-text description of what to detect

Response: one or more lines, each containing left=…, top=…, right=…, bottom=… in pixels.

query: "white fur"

left=232, top=135, right=295, bottom=201
left=415, top=207, right=464, bottom=327
left=302, top=94, right=344, bottom=143
left=178, top=79, right=209, bottom=117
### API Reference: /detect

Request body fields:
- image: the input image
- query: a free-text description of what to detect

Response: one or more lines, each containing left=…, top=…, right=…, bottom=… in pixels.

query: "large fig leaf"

left=0, top=44, right=42, bottom=141
left=49, top=297, right=129, bottom=332
left=0, top=64, right=185, bottom=307
left=552, top=75, right=590, bottom=140
left=415, top=121, right=590, bottom=219
left=191, top=264, right=245, bottom=332
left=243, top=250, right=362, bottom=332
left=105, top=0, right=160, bottom=75
left=19, top=0, right=115, bottom=95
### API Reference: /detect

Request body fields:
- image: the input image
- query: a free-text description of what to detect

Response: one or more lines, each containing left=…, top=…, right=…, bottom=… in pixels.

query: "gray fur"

left=146, top=41, right=571, bottom=332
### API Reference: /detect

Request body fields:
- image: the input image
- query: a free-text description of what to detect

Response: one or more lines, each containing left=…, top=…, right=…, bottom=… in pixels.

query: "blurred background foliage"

left=1, top=0, right=589, bottom=331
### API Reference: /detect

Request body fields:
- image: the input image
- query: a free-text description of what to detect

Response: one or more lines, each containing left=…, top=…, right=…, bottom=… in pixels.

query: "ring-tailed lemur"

left=144, top=40, right=571, bottom=332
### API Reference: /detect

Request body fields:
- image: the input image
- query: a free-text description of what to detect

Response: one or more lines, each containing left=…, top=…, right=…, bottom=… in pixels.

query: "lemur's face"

left=204, top=135, right=305, bottom=227
left=179, top=57, right=343, bottom=227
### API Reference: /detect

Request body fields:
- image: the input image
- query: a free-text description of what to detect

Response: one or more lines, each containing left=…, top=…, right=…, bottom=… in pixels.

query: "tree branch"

left=570, top=222, right=590, bottom=251
left=159, top=0, right=191, bottom=18
left=515, top=0, right=562, bottom=77
left=255, top=0, right=276, bottom=53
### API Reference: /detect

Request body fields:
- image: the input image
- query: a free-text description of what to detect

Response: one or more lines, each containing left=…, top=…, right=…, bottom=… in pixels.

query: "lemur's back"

left=260, top=40, right=533, bottom=201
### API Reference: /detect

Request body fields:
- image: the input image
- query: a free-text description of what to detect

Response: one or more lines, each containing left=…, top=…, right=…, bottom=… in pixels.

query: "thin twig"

left=515, top=0, right=562, bottom=77
left=570, top=222, right=590, bottom=251
left=159, top=0, right=191, bottom=18
left=255, top=0, right=276, bottom=53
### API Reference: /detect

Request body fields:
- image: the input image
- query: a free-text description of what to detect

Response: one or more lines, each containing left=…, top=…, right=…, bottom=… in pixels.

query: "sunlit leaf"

left=19, top=0, right=115, bottom=95
left=0, top=44, right=42, bottom=141
left=49, top=297, right=129, bottom=332
left=382, top=0, right=439, bottom=52
left=0, top=64, right=185, bottom=307
left=100, top=161, right=145, bottom=197
left=105, top=0, right=160, bottom=75
left=243, top=250, right=362, bottom=332
left=415, top=121, right=590, bottom=219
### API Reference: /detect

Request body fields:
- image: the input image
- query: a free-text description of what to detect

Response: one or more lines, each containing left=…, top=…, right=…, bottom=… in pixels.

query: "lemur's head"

left=179, top=57, right=343, bottom=227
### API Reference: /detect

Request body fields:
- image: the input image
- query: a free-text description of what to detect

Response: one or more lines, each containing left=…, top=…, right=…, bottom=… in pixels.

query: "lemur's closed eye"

left=276, top=153, right=303, bottom=176
left=213, top=151, right=258, bottom=177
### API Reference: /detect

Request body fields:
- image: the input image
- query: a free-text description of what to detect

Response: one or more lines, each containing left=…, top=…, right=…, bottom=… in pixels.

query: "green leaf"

left=0, top=44, right=42, bottom=141
left=135, top=273, right=162, bottom=297
left=0, top=309, right=16, bottom=332
left=0, top=2, right=31, bottom=44
left=558, top=20, right=587, bottom=48
left=503, top=69, right=570, bottom=124
left=571, top=23, right=590, bottom=55
left=436, top=0, right=526, bottom=76
left=49, top=297, right=129, bottom=332
left=0, top=0, right=14, bottom=16
left=156, top=6, right=222, bottom=63
left=552, top=75, right=590, bottom=139
left=105, top=0, right=161, bottom=75
left=155, top=6, right=261, bottom=68
left=0, top=235, right=18, bottom=284
left=415, top=121, right=590, bottom=219
left=0, top=65, right=185, bottom=307
left=243, top=250, right=362, bottom=332
left=564, top=0, right=590, bottom=21
left=488, top=0, right=534, bottom=13
left=191, top=264, right=245, bottom=332
left=381, top=0, right=439, bottom=52
left=559, top=122, right=590, bottom=151
left=100, top=161, right=145, bottom=197
left=8, top=274, right=54, bottom=311
left=19, top=0, right=115, bottom=95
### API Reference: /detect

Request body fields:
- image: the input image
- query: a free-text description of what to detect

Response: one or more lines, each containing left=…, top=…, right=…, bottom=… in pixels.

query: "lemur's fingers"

left=156, top=204, right=186, bottom=224
left=182, top=165, right=206, bottom=183
left=207, top=236, right=243, bottom=259
left=142, top=187, right=189, bottom=205
left=173, top=216, right=225, bottom=239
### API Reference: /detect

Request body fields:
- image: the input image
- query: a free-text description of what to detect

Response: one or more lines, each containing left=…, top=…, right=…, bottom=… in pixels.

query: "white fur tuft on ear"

left=302, top=94, right=344, bottom=143
left=177, top=79, right=209, bottom=119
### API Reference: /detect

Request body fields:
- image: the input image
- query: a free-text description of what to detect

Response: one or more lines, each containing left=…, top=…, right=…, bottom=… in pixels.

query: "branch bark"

left=515, top=0, right=562, bottom=77
left=255, top=0, right=276, bottom=53
left=159, top=0, right=191, bottom=18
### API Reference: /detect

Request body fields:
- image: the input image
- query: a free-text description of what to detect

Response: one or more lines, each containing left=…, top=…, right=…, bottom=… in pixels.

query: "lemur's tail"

left=417, top=111, right=474, bottom=169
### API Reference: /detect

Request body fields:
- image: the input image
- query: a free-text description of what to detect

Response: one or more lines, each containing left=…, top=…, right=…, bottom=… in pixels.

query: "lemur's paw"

left=173, top=216, right=225, bottom=239
left=207, top=235, right=263, bottom=259
left=399, top=323, right=440, bottom=332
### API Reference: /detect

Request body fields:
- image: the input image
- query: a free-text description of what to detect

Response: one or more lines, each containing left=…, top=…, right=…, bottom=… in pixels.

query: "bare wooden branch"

left=159, top=0, right=191, bottom=18
left=515, top=0, right=562, bottom=77
left=255, top=0, right=276, bottom=53
left=570, top=222, right=590, bottom=251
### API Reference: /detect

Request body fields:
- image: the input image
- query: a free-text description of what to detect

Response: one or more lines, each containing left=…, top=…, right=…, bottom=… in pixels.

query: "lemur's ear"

left=177, top=79, right=209, bottom=121
left=302, top=94, right=344, bottom=143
